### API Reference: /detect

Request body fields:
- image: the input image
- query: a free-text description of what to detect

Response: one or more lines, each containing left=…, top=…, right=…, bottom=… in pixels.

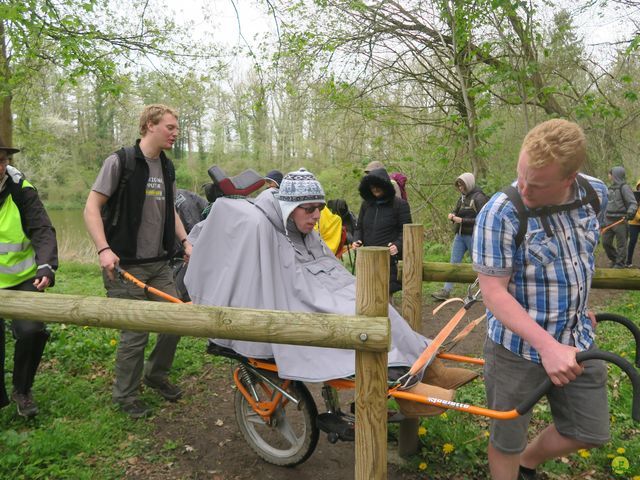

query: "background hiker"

left=602, top=166, right=637, bottom=268
left=626, top=179, right=640, bottom=267
left=351, top=166, right=411, bottom=295
left=432, top=172, right=488, bottom=301
left=0, top=139, right=58, bottom=418
left=84, top=104, right=191, bottom=418
left=263, top=169, right=283, bottom=189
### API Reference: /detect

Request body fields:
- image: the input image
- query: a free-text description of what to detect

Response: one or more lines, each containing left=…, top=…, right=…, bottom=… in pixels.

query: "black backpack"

left=502, top=174, right=600, bottom=249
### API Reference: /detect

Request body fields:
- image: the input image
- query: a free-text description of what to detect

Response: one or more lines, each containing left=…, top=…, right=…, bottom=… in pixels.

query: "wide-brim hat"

left=0, top=138, right=20, bottom=155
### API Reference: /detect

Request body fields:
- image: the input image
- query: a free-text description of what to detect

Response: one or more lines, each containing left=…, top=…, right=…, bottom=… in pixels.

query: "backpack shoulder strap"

left=116, top=146, right=137, bottom=186
left=501, top=185, right=528, bottom=249
left=576, top=174, right=600, bottom=216
left=109, top=146, right=137, bottom=226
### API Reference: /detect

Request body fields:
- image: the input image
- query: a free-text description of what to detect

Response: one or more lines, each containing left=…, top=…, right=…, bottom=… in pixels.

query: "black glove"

left=35, top=266, right=55, bottom=288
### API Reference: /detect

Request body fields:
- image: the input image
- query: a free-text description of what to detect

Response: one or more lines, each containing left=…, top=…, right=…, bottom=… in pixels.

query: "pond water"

left=48, top=208, right=96, bottom=263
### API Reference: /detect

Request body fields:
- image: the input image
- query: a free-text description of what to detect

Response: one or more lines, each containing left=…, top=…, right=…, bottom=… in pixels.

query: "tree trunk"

left=0, top=20, right=13, bottom=145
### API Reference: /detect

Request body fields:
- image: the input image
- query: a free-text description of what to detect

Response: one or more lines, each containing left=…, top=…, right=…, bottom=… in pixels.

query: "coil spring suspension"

left=238, top=363, right=260, bottom=401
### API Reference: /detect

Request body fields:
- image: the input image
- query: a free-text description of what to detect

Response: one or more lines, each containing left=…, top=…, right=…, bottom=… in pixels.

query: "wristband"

left=180, top=238, right=188, bottom=244
left=97, top=247, right=111, bottom=255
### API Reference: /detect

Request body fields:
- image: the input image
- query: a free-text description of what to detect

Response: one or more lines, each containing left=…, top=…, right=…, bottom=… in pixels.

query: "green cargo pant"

left=103, top=261, right=181, bottom=404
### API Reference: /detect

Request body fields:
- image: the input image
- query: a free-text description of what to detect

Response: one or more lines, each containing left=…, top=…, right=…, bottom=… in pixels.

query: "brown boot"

left=422, top=357, right=479, bottom=390
left=395, top=382, right=455, bottom=418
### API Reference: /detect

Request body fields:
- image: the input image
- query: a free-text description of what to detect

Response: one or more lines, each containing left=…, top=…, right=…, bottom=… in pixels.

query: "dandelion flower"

left=443, top=443, right=455, bottom=454
left=110, top=339, right=117, bottom=346
left=484, top=431, right=490, bottom=437
left=617, top=447, right=626, bottom=454
left=418, top=426, right=427, bottom=437
left=578, top=449, right=590, bottom=458
left=418, top=462, right=427, bottom=471
left=441, top=413, right=448, bottom=420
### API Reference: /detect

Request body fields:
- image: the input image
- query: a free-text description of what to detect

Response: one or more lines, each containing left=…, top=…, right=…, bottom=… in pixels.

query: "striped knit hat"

left=276, top=168, right=325, bottom=229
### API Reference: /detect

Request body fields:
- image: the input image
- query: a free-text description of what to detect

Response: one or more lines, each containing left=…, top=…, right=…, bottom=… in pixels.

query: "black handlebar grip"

left=595, top=313, right=640, bottom=368
left=515, top=349, right=640, bottom=422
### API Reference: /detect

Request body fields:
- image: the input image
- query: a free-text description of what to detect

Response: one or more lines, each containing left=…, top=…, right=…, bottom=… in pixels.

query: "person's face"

left=517, top=150, right=576, bottom=208
left=370, top=185, right=384, bottom=198
left=455, top=181, right=467, bottom=194
left=265, top=179, right=278, bottom=189
left=0, top=154, right=9, bottom=178
left=146, top=113, right=179, bottom=150
left=291, top=203, right=324, bottom=233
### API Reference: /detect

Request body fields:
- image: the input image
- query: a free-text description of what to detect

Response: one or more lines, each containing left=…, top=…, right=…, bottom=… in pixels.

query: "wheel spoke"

left=245, top=409, right=267, bottom=425
left=273, top=406, right=301, bottom=446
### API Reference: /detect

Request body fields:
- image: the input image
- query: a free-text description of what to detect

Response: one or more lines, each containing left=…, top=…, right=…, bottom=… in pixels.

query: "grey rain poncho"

left=184, top=189, right=430, bottom=382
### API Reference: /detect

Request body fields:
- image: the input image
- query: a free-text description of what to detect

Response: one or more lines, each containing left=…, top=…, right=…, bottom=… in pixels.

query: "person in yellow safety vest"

left=314, top=205, right=343, bottom=256
left=0, top=139, right=58, bottom=418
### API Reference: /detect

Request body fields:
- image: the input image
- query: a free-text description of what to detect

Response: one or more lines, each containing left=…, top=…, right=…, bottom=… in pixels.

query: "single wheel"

left=234, top=376, right=319, bottom=466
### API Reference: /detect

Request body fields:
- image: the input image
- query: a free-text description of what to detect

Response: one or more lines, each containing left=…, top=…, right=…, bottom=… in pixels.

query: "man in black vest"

left=84, top=104, right=191, bottom=418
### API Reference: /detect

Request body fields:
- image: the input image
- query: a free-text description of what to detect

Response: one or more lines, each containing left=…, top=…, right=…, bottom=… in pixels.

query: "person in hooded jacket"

left=626, top=179, right=640, bottom=267
left=602, top=166, right=637, bottom=268
left=432, top=173, right=489, bottom=301
left=351, top=167, right=411, bottom=294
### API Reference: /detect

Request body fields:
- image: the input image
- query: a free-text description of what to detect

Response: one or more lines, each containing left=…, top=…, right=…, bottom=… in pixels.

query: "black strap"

left=111, top=146, right=137, bottom=227
left=502, top=174, right=601, bottom=249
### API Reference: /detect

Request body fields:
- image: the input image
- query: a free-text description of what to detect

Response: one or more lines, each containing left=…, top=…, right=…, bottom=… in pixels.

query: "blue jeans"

left=444, top=234, right=473, bottom=291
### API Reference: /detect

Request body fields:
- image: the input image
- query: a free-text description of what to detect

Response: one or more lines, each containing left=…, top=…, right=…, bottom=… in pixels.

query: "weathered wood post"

left=355, top=247, right=390, bottom=480
left=398, top=224, right=424, bottom=457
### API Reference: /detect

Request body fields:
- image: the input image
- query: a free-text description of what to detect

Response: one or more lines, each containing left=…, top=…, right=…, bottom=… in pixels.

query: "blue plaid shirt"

left=472, top=175, right=608, bottom=363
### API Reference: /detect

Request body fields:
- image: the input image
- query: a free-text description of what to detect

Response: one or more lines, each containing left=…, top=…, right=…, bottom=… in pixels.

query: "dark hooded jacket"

left=606, top=166, right=637, bottom=220
left=353, top=168, right=412, bottom=257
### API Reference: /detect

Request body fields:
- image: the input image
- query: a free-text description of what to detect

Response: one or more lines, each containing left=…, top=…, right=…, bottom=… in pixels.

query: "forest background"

left=2, top=0, right=640, bottom=247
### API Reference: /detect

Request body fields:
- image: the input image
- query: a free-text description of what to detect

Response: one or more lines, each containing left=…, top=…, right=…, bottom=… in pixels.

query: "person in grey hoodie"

left=602, top=166, right=637, bottom=268
left=432, top=173, right=489, bottom=300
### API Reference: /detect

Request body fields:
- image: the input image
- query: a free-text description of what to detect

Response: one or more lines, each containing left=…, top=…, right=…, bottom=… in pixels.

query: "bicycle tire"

left=234, top=378, right=319, bottom=467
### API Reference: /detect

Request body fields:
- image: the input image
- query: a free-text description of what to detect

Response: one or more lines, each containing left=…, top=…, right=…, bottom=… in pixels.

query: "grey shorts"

left=484, top=338, right=610, bottom=454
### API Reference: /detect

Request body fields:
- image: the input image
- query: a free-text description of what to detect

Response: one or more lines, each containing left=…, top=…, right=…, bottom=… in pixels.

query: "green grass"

left=2, top=261, right=640, bottom=479
left=0, top=262, right=211, bottom=479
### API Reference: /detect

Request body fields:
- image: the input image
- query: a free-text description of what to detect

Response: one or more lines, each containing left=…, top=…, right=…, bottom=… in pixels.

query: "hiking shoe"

left=118, top=399, right=152, bottom=419
left=143, top=377, right=183, bottom=402
left=431, top=288, right=451, bottom=301
left=518, top=465, right=537, bottom=480
left=12, top=391, right=38, bottom=418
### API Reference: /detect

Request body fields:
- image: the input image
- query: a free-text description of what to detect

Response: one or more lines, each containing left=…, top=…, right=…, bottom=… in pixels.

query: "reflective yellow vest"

left=0, top=180, right=37, bottom=288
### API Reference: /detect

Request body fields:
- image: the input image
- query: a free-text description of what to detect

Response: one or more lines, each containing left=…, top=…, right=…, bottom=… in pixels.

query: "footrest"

left=316, top=412, right=355, bottom=442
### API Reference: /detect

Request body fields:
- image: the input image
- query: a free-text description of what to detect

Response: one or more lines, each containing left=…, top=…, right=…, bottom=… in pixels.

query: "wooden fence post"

left=355, top=247, right=390, bottom=480
left=398, top=224, right=424, bottom=457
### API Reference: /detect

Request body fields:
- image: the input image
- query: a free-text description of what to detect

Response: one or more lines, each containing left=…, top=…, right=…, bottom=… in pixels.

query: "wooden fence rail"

left=398, top=261, right=640, bottom=290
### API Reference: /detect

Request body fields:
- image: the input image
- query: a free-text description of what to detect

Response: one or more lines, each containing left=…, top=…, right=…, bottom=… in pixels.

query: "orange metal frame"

left=233, top=367, right=291, bottom=422
left=235, top=352, right=499, bottom=423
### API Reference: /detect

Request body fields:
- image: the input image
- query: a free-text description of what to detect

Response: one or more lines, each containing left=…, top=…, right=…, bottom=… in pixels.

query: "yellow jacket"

left=630, top=179, right=640, bottom=226
left=315, top=207, right=343, bottom=255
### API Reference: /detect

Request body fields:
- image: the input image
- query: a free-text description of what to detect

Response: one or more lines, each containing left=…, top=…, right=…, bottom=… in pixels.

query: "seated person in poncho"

left=184, top=168, right=477, bottom=416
